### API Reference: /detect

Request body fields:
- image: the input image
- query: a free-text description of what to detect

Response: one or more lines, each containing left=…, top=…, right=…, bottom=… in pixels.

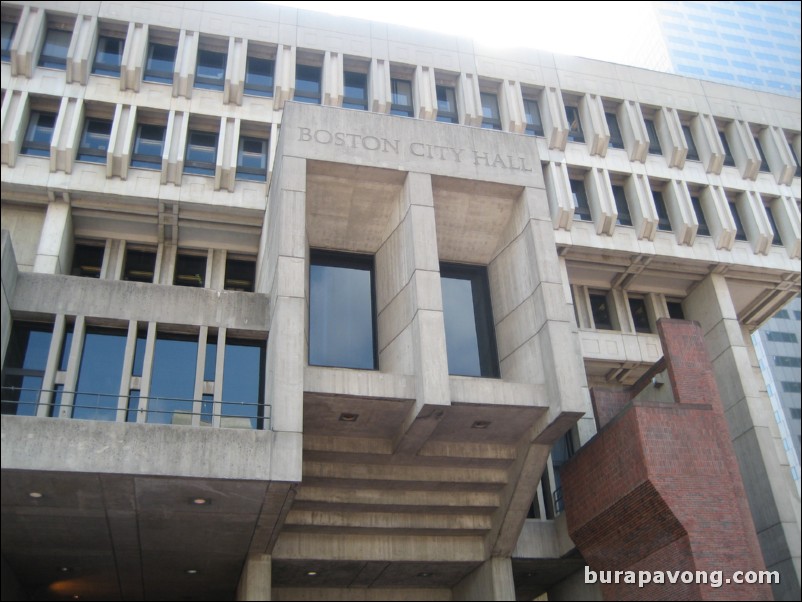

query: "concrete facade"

left=0, top=2, right=800, bottom=600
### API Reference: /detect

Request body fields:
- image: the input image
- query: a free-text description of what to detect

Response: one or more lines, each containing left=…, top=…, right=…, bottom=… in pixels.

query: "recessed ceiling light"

left=417, top=572, right=432, bottom=577
left=339, top=413, right=358, bottom=422
left=471, top=420, right=491, bottom=429
left=186, top=569, right=198, bottom=575
left=29, top=492, right=43, bottom=498
left=59, top=567, right=71, bottom=573
left=190, top=497, right=210, bottom=505
left=306, top=571, right=318, bottom=576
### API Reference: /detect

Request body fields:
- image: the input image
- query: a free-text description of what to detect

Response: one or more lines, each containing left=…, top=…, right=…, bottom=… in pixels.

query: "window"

left=719, top=129, right=735, bottom=166
left=667, top=300, right=685, bottom=319
left=565, top=105, right=584, bottom=143
left=781, top=382, right=801, bottom=394
left=775, top=356, right=801, bottom=368
left=21, top=111, right=56, bottom=157
left=236, top=136, right=268, bottom=182
left=92, top=35, right=124, bottom=76
left=683, top=124, right=700, bottom=161
left=729, top=202, right=747, bottom=241
left=195, top=47, right=226, bottom=91
left=652, top=190, right=672, bottom=232
left=589, top=292, right=614, bottom=330
left=144, top=42, right=176, bottom=84
left=73, top=327, right=127, bottom=422
left=76, top=118, right=112, bottom=163
left=123, top=247, right=156, bottom=283
left=764, top=206, right=782, bottom=246
left=148, top=332, right=198, bottom=424
left=766, top=331, right=797, bottom=343
left=612, top=185, right=632, bottom=226
left=440, top=263, right=499, bottom=378
left=38, top=28, right=71, bottom=69
left=72, top=243, right=104, bottom=277
left=295, top=64, right=321, bottom=104
left=790, top=407, right=802, bottom=418
left=222, top=339, right=266, bottom=429
left=390, top=78, right=413, bottom=117
left=184, top=130, right=218, bottom=176
left=343, top=71, right=368, bottom=110
left=644, top=119, right=662, bottom=155
left=174, top=252, right=206, bottom=288
left=480, top=92, right=501, bottom=130
left=606, top=112, right=624, bottom=149
left=629, top=297, right=652, bottom=333
left=309, top=250, right=376, bottom=370
left=131, top=123, right=165, bottom=169
left=244, top=55, right=274, bottom=97
left=691, top=195, right=710, bottom=236
left=435, top=84, right=458, bottom=124
left=1, top=322, right=53, bottom=416
left=571, top=178, right=592, bottom=222
left=224, top=256, right=256, bottom=292
left=1, top=20, right=15, bottom=62
left=774, top=310, right=790, bottom=320
left=523, top=99, right=544, bottom=136
left=754, top=135, right=770, bottom=172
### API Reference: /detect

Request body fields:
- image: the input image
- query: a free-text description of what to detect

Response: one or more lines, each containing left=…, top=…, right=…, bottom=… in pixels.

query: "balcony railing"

left=1, top=386, right=271, bottom=430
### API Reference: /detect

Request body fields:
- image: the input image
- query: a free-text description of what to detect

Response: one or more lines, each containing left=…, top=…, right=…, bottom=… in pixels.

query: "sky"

left=264, top=1, right=658, bottom=66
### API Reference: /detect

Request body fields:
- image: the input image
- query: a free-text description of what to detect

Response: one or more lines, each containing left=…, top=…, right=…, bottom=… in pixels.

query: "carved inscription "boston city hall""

left=298, top=127, right=533, bottom=172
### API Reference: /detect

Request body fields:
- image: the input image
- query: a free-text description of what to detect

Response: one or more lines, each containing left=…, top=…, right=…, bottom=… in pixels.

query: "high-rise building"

left=1, top=2, right=800, bottom=601
left=646, top=1, right=801, bottom=97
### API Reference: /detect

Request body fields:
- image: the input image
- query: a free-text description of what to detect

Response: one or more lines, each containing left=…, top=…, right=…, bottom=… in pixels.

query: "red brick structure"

left=561, top=319, right=773, bottom=601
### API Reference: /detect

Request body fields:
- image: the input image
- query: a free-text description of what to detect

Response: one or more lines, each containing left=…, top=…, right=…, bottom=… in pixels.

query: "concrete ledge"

left=1, top=415, right=298, bottom=481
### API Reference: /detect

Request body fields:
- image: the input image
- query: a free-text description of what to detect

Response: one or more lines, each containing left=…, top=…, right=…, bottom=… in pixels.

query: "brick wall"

left=561, top=320, right=772, bottom=601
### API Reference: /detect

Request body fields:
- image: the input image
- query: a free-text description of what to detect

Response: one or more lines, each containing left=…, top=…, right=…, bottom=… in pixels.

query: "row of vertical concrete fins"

left=0, top=89, right=253, bottom=191
left=5, top=3, right=800, bottom=184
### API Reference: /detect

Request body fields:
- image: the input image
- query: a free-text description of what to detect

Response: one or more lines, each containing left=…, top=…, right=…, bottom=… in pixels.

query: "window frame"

left=440, top=263, right=500, bottom=379
left=308, top=249, right=377, bottom=370
left=194, top=46, right=227, bottom=91
left=565, top=104, right=585, bottom=143
left=236, top=135, right=269, bottom=182
left=342, top=70, right=368, bottom=110
left=390, top=78, right=414, bottom=117
left=480, top=91, right=502, bottom=130
left=143, top=41, right=176, bottom=84
left=21, top=110, right=57, bottom=157
left=123, top=246, right=157, bottom=283
left=76, top=117, right=112, bottom=164
left=295, top=63, right=322, bottom=104
left=92, top=34, right=125, bottom=77
left=131, top=122, right=166, bottom=170
left=589, top=291, right=615, bottom=331
left=605, top=111, right=625, bottom=149
left=183, top=129, right=219, bottom=177
left=38, top=27, right=71, bottom=70
left=71, top=243, right=105, bottom=278
left=1, top=20, right=16, bottom=62
left=174, top=251, right=207, bottom=288
left=523, top=98, right=544, bottom=136
left=628, top=296, right=653, bottom=333
left=435, top=84, right=458, bottom=124
left=244, top=54, right=275, bottom=97
left=224, top=256, right=257, bottom=292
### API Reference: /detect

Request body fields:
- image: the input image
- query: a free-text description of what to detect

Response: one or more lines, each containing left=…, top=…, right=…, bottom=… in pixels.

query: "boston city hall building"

left=1, top=2, right=800, bottom=601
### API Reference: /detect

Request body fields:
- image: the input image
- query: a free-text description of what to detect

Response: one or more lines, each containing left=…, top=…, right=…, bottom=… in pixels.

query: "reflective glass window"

left=39, top=28, right=70, bottom=69
left=92, top=35, right=124, bottom=76
left=245, top=55, right=274, bottom=97
left=144, top=42, right=176, bottom=83
left=1, top=322, right=53, bottom=416
left=222, top=339, right=266, bottom=429
left=73, top=328, right=127, bottom=421
left=21, top=111, right=56, bottom=157
left=131, top=123, right=166, bottom=169
left=391, top=78, right=413, bottom=117
left=77, top=118, right=112, bottom=163
left=195, top=48, right=226, bottom=90
left=343, top=71, right=368, bottom=110
left=295, top=64, right=321, bottom=103
left=524, top=99, right=544, bottom=136
left=480, top=92, right=501, bottom=130
left=148, top=333, right=197, bottom=424
left=435, top=85, right=458, bottom=124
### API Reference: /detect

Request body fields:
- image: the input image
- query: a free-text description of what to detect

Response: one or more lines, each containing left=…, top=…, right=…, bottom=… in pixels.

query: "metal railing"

left=0, top=386, right=271, bottom=430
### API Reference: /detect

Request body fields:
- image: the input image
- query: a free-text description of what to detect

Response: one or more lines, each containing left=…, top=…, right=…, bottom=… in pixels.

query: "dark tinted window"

left=245, top=55, right=274, bottom=97
left=440, top=264, right=499, bottom=378
left=683, top=124, right=699, bottom=161
left=124, top=248, right=156, bottom=282
left=343, top=71, right=368, bottom=110
left=612, top=185, right=632, bottom=227
left=184, top=130, right=218, bottom=176
left=606, top=112, right=624, bottom=149
left=92, top=35, right=124, bottom=76
left=645, top=119, right=662, bottom=155
left=39, top=28, right=70, bottom=69
left=629, top=297, right=652, bottom=333
left=1, top=322, right=53, bottom=416
left=77, top=118, right=112, bottom=163
left=174, top=253, right=206, bottom=287
left=21, top=112, right=56, bottom=156
left=309, top=250, right=376, bottom=370
left=295, top=64, right=321, bottom=103
left=524, top=99, right=544, bottom=136
left=131, top=123, right=165, bottom=169
left=571, top=179, right=592, bottom=221
left=144, top=42, right=176, bottom=83
left=74, top=328, right=127, bottom=421
left=391, top=79, right=413, bottom=117
left=590, top=293, right=614, bottom=330
left=195, top=48, right=226, bottom=90
left=224, top=257, right=256, bottom=292
left=691, top=196, right=710, bottom=236
left=480, top=92, right=501, bottom=130
left=72, top=244, right=104, bottom=278
left=652, top=190, right=672, bottom=232
left=435, top=85, right=458, bottom=124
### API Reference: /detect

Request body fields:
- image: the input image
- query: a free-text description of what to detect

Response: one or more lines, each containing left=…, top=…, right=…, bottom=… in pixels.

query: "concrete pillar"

left=540, top=86, right=569, bottom=151
left=1, top=231, right=20, bottom=370
left=616, top=100, right=648, bottom=163
left=578, top=93, right=609, bottom=157
left=625, top=173, right=658, bottom=241
left=543, top=161, right=573, bottom=230
left=654, top=106, right=688, bottom=168
left=453, top=557, right=515, bottom=601
left=236, top=554, right=271, bottom=601
left=684, top=274, right=801, bottom=601
left=584, top=167, right=615, bottom=235
left=33, top=199, right=73, bottom=275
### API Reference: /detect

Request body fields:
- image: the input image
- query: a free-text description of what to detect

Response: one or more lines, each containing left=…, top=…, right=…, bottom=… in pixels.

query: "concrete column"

left=1, top=89, right=29, bottom=167
left=9, top=4, right=46, bottom=78
left=584, top=167, right=615, bottom=235
left=173, top=29, right=199, bottom=99
left=33, top=200, right=73, bottom=275
left=321, top=50, right=343, bottom=107
left=51, top=96, right=84, bottom=174
left=163, top=110, right=189, bottom=185
left=625, top=173, right=658, bottom=241
left=758, top=125, right=796, bottom=185
left=543, top=161, right=573, bottom=230
left=120, top=22, right=148, bottom=92
left=457, top=72, right=482, bottom=126
left=616, top=100, right=648, bottom=163
left=736, top=190, right=772, bottom=255
left=726, top=119, right=761, bottom=181
left=224, top=36, right=247, bottom=105
left=109, top=103, right=137, bottom=180
left=236, top=554, right=271, bottom=601
left=499, top=79, right=525, bottom=134
left=369, top=57, right=391, bottom=113
left=578, top=93, right=609, bottom=157
left=540, top=86, right=569, bottom=151
left=700, top=184, right=736, bottom=250
left=684, top=274, right=801, bottom=601
left=691, top=113, right=725, bottom=174
left=453, top=557, right=515, bottom=601
left=771, top=195, right=801, bottom=259
left=216, top=116, right=240, bottom=191
left=662, top=178, right=697, bottom=246
left=1, top=232, right=20, bottom=371
left=273, top=44, right=296, bottom=110
left=414, top=65, right=437, bottom=120
left=66, top=14, right=97, bottom=85
left=654, top=106, right=688, bottom=168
